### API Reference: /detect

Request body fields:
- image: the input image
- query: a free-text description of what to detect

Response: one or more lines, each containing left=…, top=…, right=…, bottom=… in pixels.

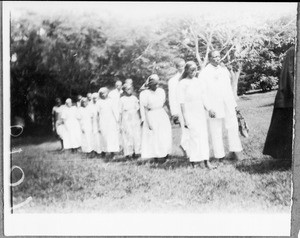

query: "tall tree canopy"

left=10, top=4, right=296, bottom=134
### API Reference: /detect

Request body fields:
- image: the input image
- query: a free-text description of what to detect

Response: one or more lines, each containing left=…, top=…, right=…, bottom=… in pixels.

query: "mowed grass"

left=11, top=91, right=291, bottom=213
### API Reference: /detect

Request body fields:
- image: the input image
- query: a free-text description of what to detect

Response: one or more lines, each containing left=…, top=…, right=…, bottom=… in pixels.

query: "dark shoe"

left=132, top=153, right=141, bottom=160
left=218, top=157, right=226, bottom=162
left=227, top=152, right=239, bottom=161
left=158, top=157, right=167, bottom=164
left=205, top=160, right=217, bottom=169
left=88, top=152, right=96, bottom=158
left=100, top=152, right=106, bottom=158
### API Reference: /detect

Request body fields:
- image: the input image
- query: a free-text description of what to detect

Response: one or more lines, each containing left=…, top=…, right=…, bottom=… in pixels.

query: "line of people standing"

left=52, top=79, right=142, bottom=160
left=52, top=50, right=243, bottom=168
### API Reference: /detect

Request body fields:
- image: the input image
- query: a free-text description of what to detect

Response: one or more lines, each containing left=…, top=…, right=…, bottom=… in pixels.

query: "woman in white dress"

left=88, top=93, right=102, bottom=157
left=178, top=61, right=216, bottom=169
left=61, top=98, right=82, bottom=152
left=78, top=98, right=94, bottom=157
left=52, top=98, right=66, bottom=150
left=139, top=74, right=172, bottom=162
left=97, top=87, right=120, bottom=159
left=120, top=83, right=141, bottom=159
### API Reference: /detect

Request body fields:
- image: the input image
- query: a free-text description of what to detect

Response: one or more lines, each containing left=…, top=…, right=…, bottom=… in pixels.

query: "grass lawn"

left=11, top=90, right=292, bottom=213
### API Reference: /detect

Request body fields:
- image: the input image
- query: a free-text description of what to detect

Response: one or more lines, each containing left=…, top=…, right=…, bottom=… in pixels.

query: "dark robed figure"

left=263, top=46, right=295, bottom=160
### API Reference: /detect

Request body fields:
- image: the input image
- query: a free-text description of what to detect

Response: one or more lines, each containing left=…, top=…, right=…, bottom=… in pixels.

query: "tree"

left=173, top=13, right=296, bottom=98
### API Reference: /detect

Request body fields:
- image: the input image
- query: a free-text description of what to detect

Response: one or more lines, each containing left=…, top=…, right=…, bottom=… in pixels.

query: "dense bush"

left=10, top=8, right=296, bottom=135
left=259, top=75, right=278, bottom=92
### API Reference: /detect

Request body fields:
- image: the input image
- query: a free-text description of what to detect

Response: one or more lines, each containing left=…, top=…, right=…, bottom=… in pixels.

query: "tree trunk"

left=194, top=36, right=203, bottom=70
left=229, top=66, right=242, bottom=100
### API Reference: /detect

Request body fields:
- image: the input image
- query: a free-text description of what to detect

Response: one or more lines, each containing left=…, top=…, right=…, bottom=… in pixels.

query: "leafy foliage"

left=10, top=8, right=296, bottom=133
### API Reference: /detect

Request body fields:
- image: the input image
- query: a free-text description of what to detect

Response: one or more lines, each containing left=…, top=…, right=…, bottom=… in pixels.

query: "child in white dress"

left=97, top=87, right=120, bottom=159
left=120, top=84, right=141, bottom=159
left=78, top=98, right=94, bottom=157
left=61, top=98, right=81, bottom=153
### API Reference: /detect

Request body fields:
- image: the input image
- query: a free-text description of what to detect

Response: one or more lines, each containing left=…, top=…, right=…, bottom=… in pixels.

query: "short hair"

left=181, top=61, right=197, bottom=80
left=55, top=98, right=61, bottom=104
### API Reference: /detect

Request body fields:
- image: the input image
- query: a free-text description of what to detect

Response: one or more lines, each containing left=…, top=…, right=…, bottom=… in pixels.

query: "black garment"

left=263, top=108, right=293, bottom=160
left=263, top=46, right=295, bottom=160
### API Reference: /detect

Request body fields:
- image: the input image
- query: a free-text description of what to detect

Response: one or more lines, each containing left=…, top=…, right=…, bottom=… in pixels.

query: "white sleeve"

left=134, top=96, right=139, bottom=111
left=139, top=91, right=147, bottom=122
left=177, top=81, right=186, bottom=104
left=223, top=68, right=237, bottom=108
left=159, top=88, right=166, bottom=104
left=199, top=80, right=211, bottom=111
left=61, top=108, right=66, bottom=120
left=168, top=77, right=179, bottom=115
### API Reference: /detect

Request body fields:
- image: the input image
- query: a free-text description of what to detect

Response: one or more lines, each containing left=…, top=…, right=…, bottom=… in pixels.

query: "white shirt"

left=108, top=89, right=123, bottom=121
left=168, top=72, right=181, bottom=116
left=199, top=63, right=237, bottom=118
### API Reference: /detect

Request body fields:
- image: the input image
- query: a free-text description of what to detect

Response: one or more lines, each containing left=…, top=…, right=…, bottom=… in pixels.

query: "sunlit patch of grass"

left=11, top=91, right=291, bottom=213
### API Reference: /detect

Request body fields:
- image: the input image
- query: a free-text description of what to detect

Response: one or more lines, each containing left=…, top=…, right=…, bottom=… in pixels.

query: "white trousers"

left=208, top=113, right=242, bottom=159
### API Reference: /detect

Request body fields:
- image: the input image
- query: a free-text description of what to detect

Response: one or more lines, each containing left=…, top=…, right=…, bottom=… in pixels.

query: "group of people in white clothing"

left=52, top=50, right=243, bottom=168
left=52, top=78, right=141, bottom=159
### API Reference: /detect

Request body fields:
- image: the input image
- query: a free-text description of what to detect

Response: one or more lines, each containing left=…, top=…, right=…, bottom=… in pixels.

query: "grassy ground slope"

left=11, top=91, right=292, bottom=213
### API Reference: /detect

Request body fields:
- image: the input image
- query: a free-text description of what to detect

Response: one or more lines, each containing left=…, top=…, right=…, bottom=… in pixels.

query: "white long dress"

left=108, top=88, right=123, bottom=151
left=120, top=95, right=142, bottom=156
left=78, top=106, right=94, bottom=153
left=61, top=106, right=82, bottom=149
left=96, top=98, right=120, bottom=153
left=139, top=88, right=172, bottom=159
left=88, top=102, right=102, bottom=154
left=168, top=73, right=189, bottom=152
left=177, top=78, right=210, bottom=162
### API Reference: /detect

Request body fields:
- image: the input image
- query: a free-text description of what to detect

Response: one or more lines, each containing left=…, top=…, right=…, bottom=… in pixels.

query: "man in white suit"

left=168, top=58, right=188, bottom=153
left=200, top=50, right=242, bottom=161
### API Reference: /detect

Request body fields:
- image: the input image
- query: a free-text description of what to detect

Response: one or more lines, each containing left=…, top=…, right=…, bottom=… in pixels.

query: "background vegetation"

left=10, top=4, right=296, bottom=135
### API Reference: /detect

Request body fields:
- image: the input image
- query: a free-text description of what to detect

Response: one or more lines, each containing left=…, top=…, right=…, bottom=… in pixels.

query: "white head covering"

left=92, top=92, right=98, bottom=98
left=98, top=87, right=108, bottom=94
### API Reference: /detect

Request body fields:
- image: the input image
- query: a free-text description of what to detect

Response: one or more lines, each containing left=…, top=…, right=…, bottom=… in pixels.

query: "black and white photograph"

left=3, top=1, right=300, bottom=236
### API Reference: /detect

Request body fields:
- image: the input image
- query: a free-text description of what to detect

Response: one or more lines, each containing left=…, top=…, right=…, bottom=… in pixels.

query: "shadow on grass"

left=11, top=135, right=58, bottom=147
left=244, top=89, right=276, bottom=95
left=235, top=158, right=291, bottom=174
left=259, top=102, right=274, bottom=108
left=110, top=155, right=191, bottom=169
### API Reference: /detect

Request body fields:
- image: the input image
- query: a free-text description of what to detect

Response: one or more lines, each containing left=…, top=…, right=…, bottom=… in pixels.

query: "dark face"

left=176, top=61, right=186, bottom=74
left=116, top=81, right=122, bottom=91
left=56, top=99, right=62, bottom=106
left=210, top=51, right=221, bottom=67
left=100, top=91, right=108, bottom=99
left=124, top=87, right=133, bottom=96
left=66, top=100, right=72, bottom=107
left=148, top=80, right=158, bottom=91
left=187, top=64, right=197, bottom=78
left=82, top=100, right=88, bottom=108
left=77, top=95, right=82, bottom=102
left=87, top=93, right=92, bottom=101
